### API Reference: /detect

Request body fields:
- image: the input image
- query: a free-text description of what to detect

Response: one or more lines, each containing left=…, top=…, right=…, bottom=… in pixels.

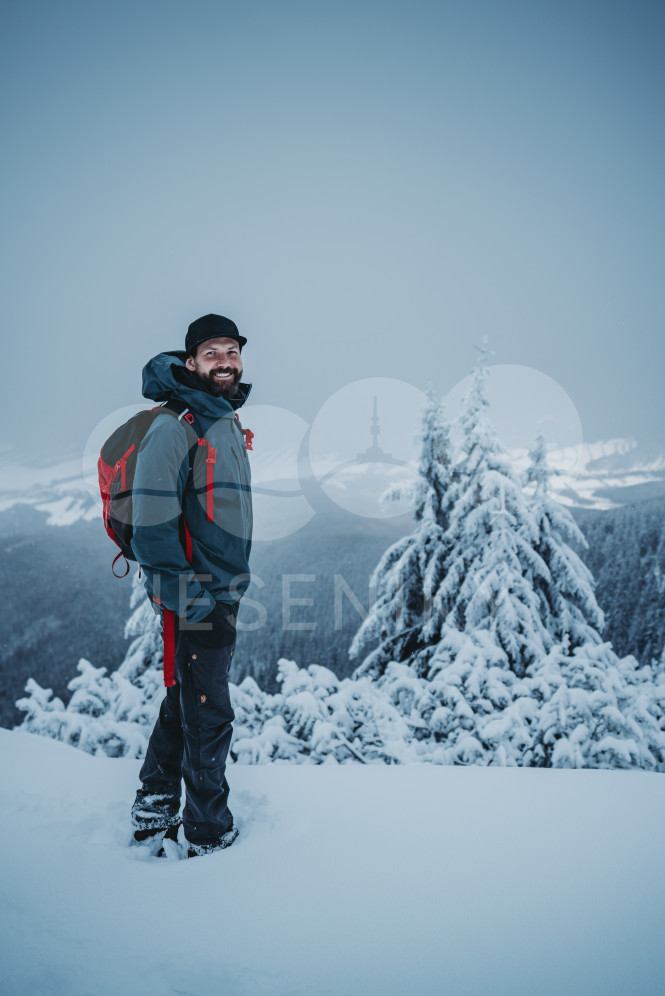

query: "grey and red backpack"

left=97, top=400, right=206, bottom=579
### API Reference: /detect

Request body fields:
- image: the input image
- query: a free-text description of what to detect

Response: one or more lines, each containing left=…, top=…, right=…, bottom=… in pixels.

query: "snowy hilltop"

left=1, top=726, right=665, bottom=995
left=17, top=351, right=665, bottom=770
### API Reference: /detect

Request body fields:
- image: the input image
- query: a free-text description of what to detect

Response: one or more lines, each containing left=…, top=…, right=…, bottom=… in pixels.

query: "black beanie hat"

left=185, top=314, right=247, bottom=355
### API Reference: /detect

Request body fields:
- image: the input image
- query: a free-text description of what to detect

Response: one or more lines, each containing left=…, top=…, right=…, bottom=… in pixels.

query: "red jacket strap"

left=197, top=438, right=216, bottom=522
left=162, top=609, right=176, bottom=688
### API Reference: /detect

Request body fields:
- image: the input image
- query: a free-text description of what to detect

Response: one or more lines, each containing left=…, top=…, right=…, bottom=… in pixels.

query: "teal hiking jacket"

left=131, top=350, right=253, bottom=624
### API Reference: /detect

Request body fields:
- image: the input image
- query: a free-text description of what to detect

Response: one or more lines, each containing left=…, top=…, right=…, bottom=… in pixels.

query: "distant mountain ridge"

left=510, top=437, right=665, bottom=508
left=1, top=436, right=664, bottom=527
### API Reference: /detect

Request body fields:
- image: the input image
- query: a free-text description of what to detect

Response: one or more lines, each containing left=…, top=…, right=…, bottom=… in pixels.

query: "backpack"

left=98, top=400, right=208, bottom=578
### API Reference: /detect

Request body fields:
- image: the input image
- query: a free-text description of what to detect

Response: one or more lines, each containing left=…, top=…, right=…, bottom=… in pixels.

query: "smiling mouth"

left=213, top=371, right=233, bottom=379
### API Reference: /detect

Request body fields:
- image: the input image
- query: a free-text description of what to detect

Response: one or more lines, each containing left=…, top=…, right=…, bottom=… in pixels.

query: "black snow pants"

left=138, top=601, right=238, bottom=846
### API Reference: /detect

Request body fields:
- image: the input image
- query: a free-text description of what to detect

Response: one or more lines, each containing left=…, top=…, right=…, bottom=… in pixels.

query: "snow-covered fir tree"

left=347, top=348, right=665, bottom=769
left=527, top=642, right=665, bottom=768
left=353, top=347, right=555, bottom=680
left=524, top=432, right=604, bottom=649
left=350, top=386, right=455, bottom=678
left=433, top=345, right=552, bottom=677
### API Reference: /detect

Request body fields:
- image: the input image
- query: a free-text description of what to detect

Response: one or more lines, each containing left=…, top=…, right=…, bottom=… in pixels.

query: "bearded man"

left=129, top=313, right=253, bottom=857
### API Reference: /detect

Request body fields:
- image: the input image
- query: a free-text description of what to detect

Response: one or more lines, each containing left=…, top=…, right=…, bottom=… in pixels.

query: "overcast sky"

left=1, top=0, right=663, bottom=464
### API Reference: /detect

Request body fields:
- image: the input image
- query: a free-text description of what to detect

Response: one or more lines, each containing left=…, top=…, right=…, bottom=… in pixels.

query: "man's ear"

left=185, top=354, right=196, bottom=372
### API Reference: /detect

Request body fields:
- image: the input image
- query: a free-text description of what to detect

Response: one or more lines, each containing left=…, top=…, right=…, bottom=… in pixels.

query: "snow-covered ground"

left=1, top=728, right=664, bottom=996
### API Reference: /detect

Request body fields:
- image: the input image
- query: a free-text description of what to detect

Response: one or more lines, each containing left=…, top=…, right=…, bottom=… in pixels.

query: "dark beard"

left=198, top=368, right=242, bottom=399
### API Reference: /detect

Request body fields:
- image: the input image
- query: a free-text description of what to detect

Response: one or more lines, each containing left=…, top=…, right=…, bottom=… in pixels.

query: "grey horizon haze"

left=1, top=0, right=663, bottom=465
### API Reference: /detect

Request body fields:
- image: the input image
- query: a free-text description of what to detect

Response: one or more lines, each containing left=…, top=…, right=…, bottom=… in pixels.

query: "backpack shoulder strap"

left=151, top=402, right=203, bottom=561
left=156, top=401, right=216, bottom=523
left=153, top=401, right=204, bottom=486
left=159, top=399, right=204, bottom=440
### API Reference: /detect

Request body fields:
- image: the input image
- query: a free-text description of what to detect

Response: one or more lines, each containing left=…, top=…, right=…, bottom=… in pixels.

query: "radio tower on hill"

left=356, top=396, right=392, bottom=461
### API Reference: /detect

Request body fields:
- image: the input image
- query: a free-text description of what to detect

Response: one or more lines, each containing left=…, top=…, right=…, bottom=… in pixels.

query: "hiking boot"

left=187, top=827, right=239, bottom=858
left=131, top=787, right=180, bottom=835
left=133, top=820, right=181, bottom=844
left=131, top=820, right=182, bottom=858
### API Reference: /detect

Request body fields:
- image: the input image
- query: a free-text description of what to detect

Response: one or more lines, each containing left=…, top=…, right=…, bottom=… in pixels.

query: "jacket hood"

left=141, top=350, right=252, bottom=417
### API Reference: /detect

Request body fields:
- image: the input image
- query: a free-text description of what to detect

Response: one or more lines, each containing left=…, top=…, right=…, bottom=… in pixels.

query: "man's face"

left=185, top=337, right=243, bottom=398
